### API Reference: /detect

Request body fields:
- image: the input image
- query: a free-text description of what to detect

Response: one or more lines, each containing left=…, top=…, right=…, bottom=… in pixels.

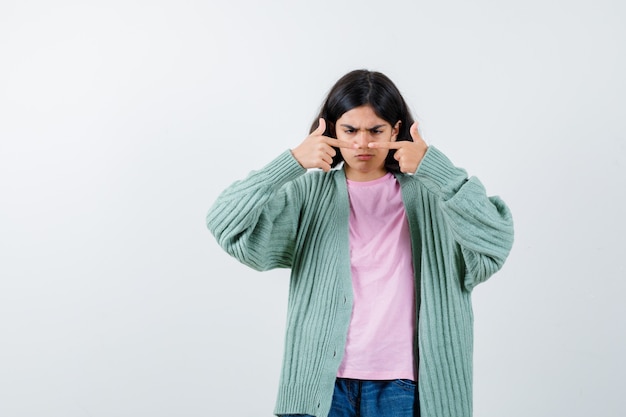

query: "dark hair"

left=310, top=69, right=415, bottom=171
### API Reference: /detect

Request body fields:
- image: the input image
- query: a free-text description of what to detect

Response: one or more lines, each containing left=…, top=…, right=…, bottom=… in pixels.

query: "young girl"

left=206, top=70, right=514, bottom=417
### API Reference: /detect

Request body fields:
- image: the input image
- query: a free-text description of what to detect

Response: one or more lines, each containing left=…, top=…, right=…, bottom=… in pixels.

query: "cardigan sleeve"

left=206, top=150, right=307, bottom=271
left=415, top=146, right=515, bottom=291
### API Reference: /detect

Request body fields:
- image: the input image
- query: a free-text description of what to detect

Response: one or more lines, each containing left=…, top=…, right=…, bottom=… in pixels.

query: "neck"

left=344, top=166, right=388, bottom=182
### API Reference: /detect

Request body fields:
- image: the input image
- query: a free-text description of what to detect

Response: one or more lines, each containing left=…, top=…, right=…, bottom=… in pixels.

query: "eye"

left=344, top=129, right=355, bottom=134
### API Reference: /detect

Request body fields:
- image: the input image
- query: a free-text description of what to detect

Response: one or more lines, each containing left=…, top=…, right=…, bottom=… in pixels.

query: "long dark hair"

left=310, top=69, right=415, bottom=171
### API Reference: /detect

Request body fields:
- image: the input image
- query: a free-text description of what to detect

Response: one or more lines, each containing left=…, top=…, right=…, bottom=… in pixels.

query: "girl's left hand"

left=368, top=122, right=428, bottom=174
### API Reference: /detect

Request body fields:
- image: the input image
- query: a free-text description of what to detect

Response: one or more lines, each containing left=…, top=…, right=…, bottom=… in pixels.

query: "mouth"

left=355, top=154, right=374, bottom=161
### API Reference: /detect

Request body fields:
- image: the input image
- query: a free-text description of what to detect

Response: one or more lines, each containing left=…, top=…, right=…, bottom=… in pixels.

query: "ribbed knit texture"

left=206, top=146, right=514, bottom=417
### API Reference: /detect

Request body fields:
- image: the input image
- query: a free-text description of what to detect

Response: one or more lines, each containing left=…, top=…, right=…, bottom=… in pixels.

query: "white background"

left=1, top=0, right=625, bottom=416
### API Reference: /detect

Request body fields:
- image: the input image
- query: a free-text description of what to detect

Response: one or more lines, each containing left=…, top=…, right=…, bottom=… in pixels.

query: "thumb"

left=313, top=118, right=326, bottom=136
left=410, top=122, right=422, bottom=141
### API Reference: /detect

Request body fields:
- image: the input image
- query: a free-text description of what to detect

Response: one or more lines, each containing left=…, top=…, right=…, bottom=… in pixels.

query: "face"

left=335, top=105, right=400, bottom=181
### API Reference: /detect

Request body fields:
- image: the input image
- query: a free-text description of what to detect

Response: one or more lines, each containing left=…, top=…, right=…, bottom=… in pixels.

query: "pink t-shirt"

left=337, top=172, right=416, bottom=381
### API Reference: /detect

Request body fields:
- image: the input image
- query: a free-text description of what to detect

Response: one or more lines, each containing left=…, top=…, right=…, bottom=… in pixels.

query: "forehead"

left=337, top=105, right=389, bottom=127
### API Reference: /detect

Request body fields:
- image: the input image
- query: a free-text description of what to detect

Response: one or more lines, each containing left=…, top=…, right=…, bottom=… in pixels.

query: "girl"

left=206, top=70, right=514, bottom=417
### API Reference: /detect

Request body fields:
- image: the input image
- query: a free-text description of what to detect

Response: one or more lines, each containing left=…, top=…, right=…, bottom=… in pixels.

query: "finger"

left=312, top=118, right=326, bottom=136
left=320, top=161, right=332, bottom=172
left=367, top=141, right=404, bottom=150
left=324, top=145, right=337, bottom=158
left=325, top=137, right=356, bottom=149
left=321, top=152, right=333, bottom=166
left=410, top=122, right=423, bottom=142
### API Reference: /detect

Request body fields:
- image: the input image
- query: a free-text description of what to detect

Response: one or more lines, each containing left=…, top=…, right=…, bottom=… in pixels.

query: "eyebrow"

left=339, top=124, right=387, bottom=130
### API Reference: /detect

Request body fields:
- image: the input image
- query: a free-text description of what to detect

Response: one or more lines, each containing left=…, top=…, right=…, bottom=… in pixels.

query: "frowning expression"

left=336, top=105, right=400, bottom=181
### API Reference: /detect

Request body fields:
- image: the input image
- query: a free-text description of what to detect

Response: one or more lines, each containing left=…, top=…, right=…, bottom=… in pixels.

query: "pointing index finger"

left=326, top=138, right=356, bottom=149
left=367, top=141, right=404, bottom=149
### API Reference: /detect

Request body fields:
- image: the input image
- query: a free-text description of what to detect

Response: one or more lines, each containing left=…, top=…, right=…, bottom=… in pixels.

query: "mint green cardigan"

left=207, top=146, right=514, bottom=417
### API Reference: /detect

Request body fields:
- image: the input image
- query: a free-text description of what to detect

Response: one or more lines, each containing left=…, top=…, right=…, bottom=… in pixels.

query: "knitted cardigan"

left=206, top=146, right=514, bottom=417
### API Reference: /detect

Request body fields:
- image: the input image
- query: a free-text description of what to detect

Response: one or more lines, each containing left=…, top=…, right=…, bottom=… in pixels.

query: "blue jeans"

left=281, top=377, right=416, bottom=417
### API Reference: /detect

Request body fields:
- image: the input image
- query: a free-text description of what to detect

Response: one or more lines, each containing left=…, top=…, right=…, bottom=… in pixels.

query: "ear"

left=391, top=120, right=401, bottom=141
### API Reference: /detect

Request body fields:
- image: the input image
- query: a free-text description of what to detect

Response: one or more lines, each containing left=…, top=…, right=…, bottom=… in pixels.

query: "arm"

left=371, top=122, right=514, bottom=290
left=207, top=119, right=354, bottom=271
left=415, top=146, right=514, bottom=291
left=206, top=150, right=306, bottom=271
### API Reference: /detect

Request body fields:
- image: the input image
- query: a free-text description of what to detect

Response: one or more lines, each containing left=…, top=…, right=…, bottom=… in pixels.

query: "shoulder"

left=287, top=168, right=347, bottom=212
left=293, top=167, right=345, bottom=187
left=394, top=171, right=422, bottom=191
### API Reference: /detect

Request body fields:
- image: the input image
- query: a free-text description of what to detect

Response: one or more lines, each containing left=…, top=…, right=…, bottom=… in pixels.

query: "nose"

left=354, top=130, right=370, bottom=148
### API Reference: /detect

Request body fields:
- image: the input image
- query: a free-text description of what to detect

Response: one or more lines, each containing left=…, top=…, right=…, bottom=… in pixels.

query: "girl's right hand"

left=291, top=118, right=354, bottom=172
